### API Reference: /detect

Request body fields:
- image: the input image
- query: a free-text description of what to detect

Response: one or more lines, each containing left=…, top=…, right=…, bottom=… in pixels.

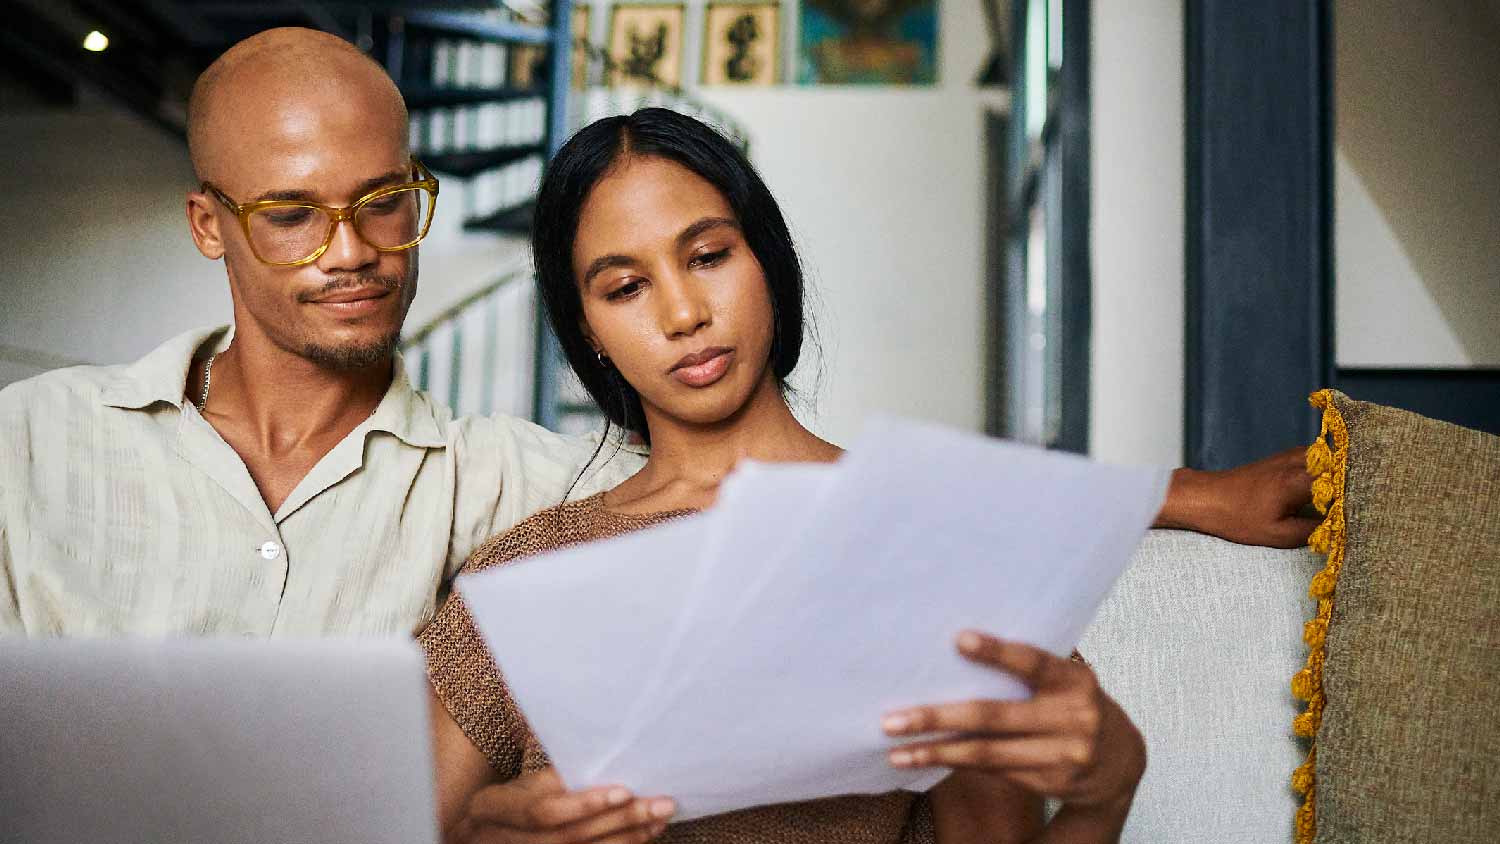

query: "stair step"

left=422, top=145, right=544, bottom=178
left=404, top=11, right=551, bottom=46
left=464, top=200, right=536, bottom=234
left=402, top=85, right=545, bottom=110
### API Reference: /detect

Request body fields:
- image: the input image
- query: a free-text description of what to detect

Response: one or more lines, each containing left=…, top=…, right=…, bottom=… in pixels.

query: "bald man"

left=0, top=29, right=1315, bottom=636
left=0, top=28, right=643, bottom=636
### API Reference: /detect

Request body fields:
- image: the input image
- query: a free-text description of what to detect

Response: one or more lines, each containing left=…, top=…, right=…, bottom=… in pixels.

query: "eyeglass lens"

left=245, top=187, right=433, bottom=263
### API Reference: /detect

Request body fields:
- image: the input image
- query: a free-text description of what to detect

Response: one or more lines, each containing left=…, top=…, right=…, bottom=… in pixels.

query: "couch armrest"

left=1078, top=530, right=1321, bottom=843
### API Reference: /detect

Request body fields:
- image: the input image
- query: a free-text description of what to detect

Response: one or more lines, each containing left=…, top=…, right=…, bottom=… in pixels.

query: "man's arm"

left=448, top=416, right=646, bottom=576
left=1154, top=447, right=1319, bottom=548
left=0, top=520, right=22, bottom=634
left=0, top=384, right=27, bottom=633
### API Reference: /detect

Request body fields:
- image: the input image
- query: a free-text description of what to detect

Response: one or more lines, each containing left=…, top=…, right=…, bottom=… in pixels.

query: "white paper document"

left=459, top=415, right=1168, bottom=820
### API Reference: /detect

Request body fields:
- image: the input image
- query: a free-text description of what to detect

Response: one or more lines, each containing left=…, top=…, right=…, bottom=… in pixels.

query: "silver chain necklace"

left=196, top=353, right=217, bottom=413
left=194, top=351, right=381, bottom=421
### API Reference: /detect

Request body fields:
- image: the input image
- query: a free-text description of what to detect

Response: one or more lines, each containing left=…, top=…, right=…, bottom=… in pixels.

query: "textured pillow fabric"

left=1079, top=530, right=1321, bottom=843
left=1293, top=390, right=1500, bottom=843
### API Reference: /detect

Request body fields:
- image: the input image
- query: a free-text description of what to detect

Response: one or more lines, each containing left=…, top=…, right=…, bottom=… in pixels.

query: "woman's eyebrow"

left=676, top=216, right=740, bottom=245
left=581, top=254, right=636, bottom=288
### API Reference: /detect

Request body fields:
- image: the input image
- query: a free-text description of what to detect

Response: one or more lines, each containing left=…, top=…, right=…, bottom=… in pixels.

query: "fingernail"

left=607, top=788, right=631, bottom=806
left=889, top=749, right=913, bottom=767
left=958, top=631, right=983, bottom=652
left=882, top=713, right=910, bottom=733
left=650, top=798, right=676, bottom=819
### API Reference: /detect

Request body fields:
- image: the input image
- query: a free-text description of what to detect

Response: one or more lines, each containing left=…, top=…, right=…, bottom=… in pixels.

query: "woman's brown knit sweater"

left=418, top=492, right=934, bottom=844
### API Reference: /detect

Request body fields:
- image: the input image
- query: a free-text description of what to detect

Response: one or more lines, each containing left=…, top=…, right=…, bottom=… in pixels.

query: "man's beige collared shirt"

left=0, top=326, right=643, bottom=636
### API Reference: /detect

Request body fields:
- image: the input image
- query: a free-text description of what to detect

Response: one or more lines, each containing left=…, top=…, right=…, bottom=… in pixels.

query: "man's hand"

left=447, top=767, right=674, bottom=844
left=1156, top=447, right=1320, bottom=548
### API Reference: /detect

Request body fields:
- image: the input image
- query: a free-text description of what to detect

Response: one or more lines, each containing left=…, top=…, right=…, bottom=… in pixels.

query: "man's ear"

left=186, top=191, right=226, bottom=260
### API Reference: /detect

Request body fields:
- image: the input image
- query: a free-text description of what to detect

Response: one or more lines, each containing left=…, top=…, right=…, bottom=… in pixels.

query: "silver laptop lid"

left=0, top=638, right=437, bottom=844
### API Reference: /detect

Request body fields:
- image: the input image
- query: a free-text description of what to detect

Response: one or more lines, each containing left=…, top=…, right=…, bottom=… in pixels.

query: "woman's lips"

left=670, top=348, right=733, bottom=388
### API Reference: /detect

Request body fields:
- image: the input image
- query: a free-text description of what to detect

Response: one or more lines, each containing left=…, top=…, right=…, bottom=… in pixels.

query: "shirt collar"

left=367, top=354, right=448, bottom=449
left=101, top=324, right=448, bottom=450
left=100, top=325, right=231, bottom=410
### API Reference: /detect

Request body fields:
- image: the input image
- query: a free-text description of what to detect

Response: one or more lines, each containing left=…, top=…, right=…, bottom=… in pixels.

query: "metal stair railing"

left=400, top=268, right=538, bottom=420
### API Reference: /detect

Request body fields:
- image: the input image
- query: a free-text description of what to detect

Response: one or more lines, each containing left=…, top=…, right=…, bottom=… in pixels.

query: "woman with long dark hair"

left=419, top=107, right=1302, bottom=844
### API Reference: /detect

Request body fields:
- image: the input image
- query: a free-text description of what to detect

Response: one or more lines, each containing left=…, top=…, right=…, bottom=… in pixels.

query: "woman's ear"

left=578, top=318, right=601, bottom=356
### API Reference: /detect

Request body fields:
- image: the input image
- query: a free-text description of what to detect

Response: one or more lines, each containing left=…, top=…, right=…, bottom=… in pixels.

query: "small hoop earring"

left=596, top=350, right=609, bottom=368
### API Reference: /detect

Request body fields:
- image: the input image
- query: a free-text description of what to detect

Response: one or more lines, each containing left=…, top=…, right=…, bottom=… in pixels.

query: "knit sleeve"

left=418, top=530, right=552, bottom=777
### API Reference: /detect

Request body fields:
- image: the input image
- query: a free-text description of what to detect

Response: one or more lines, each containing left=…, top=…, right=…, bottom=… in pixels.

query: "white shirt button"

left=259, top=541, right=282, bottom=560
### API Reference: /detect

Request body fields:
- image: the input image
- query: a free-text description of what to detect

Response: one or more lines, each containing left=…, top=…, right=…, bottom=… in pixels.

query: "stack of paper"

left=458, top=416, right=1168, bottom=820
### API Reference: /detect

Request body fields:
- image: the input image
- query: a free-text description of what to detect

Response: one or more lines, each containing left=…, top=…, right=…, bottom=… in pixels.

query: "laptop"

left=0, top=638, right=438, bottom=844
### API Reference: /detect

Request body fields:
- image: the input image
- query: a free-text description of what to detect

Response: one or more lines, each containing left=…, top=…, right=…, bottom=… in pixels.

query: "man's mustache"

left=296, top=273, right=404, bottom=303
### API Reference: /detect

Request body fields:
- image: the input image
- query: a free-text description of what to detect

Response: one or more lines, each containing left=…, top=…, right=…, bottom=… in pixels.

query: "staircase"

left=378, top=3, right=569, bottom=430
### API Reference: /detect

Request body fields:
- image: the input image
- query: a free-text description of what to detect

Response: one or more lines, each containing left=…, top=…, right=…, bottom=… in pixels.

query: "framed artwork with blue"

left=797, top=0, right=938, bottom=85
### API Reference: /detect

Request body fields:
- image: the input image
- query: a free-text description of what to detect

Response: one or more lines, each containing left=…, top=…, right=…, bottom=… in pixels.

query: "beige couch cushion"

left=1080, top=530, right=1321, bottom=843
left=1296, top=391, right=1500, bottom=843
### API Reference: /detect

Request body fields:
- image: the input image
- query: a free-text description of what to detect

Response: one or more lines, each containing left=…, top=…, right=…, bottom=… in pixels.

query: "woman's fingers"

left=884, top=632, right=1100, bottom=739
left=520, top=799, right=674, bottom=844
left=469, top=783, right=628, bottom=828
left=882, top=697, right=1074, bottom=737
left=953, top=631, right=1057, bottom=687
left=466, top=820, right=666, bottom=844
left=580, top=820, right=671, bottom=844
left=448, top=814, right=478, bottom=844
left=537, top=788, right=637, bottom=828
left=888, top=735, right=1095, bottom=772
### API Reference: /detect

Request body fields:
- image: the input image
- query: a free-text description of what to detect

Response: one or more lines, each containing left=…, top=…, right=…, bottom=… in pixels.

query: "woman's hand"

left=446, top=767, right=675, bottom=844
left=1156, top=447, right=1319, bottom=548
left=882, top=632, right=1145, bottom=812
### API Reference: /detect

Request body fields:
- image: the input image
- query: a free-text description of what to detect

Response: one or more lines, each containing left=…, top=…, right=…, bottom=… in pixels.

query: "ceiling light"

left=82, top=31, right=109, bottom=52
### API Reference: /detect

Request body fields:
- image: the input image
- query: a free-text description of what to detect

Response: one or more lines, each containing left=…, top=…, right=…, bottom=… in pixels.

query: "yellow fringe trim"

left=1292, top=390, right=1349, bottom=844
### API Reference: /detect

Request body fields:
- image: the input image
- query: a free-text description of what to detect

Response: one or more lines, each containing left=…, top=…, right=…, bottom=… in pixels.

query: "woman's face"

left=572, top=154, right=777, bottom=430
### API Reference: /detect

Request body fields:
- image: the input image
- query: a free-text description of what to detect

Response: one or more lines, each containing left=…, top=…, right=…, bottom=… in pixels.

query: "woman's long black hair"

left=532, top=107, right=807, bottom=447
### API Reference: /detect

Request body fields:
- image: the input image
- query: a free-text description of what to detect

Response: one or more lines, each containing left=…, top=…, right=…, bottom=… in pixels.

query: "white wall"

left=0, top=102, right=227, bottom=383
left=1087, top=0, right=1185, bottom=466
left=696, top=0, right=1000, bottom=444
left=1333, top=0, right=1500, bottom=367
left=1334, top=149, right=1470, bottom=365
left=0, top=94, right=527, bottom=389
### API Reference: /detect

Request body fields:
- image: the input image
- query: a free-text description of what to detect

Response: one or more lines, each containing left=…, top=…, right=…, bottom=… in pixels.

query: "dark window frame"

left=994, top=0, right=1091, bottom=453
left=1185, top=0, right=1500, bottom=461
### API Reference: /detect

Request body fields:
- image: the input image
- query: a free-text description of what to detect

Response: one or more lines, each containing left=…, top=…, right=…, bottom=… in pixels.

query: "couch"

left=1079, top=529, right=1322, bottom=842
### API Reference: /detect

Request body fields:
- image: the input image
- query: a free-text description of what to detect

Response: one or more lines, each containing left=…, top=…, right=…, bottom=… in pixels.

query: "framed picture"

left=607, top=3, right=686, bottom=88
left=508, top=5, right=593, bottom=89
left=798, top=0, right=938, bottom=85
left=701, top=3, right=779, bottom=86
left=572, top=5, right=592, bottom=87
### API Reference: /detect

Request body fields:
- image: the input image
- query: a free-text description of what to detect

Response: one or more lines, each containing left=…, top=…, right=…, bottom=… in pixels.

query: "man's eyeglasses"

left=201, top=158, right=440, bottom=267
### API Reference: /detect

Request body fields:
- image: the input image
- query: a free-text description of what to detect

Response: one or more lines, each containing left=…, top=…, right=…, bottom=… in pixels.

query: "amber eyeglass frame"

left=201, top=158, right=440, bottom=267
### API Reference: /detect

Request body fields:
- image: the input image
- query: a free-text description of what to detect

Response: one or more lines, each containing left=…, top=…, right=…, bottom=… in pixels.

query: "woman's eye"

left=606, top=279, right=645, bottom=301
left=690, top=249, right=730, bottom=269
